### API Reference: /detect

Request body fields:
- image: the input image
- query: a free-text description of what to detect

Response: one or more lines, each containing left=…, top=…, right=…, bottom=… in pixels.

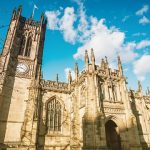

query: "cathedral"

left=0, top=6, right=150, bottom=150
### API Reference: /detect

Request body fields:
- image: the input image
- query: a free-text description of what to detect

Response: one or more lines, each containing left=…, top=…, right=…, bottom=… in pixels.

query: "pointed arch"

left=25, top=36, right=32, bottom=57
left=46, top=96, right=62, bottom=132
left=105, top=120, right=122, bottom=150
left=19, top=36, right=26, bottom=56
left=105, top=115, right=126, bottom=132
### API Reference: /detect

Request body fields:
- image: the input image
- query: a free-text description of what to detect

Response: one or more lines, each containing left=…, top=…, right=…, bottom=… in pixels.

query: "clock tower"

left=0, top=6, right=46, bottom=148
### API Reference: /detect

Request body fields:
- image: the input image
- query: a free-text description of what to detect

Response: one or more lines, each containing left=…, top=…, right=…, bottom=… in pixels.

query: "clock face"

left=16, top=63, right=28, bottom=74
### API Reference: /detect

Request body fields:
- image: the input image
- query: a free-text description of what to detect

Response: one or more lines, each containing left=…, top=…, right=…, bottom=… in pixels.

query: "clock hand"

left=20, top=66, right=26, bottom=71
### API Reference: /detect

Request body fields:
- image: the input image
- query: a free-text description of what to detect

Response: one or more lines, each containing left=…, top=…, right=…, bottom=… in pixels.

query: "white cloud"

left=123, top=68, right=128, bottom=72
left=59, top=7, right=77, bottom=43
left=45, top=10, right=60, bottom=30
left=133, top=55, right=150, bottom=81
left=120, top=42, right=138, bottom=63
left=74, top=18, right=125, bottom=63
left=77, top=1, right=88, bottom=33
left=73, top=18, right=138, bottom=66
left=64, top=68, right=75, bottom=81
left=45, top=1, right=150, bottom=74
left=132, top=32, right=146, bottom=37
left=45, top=7, right=77, bottom=44
left=139, top=16, right=150, bottom=25
left=136, top=5, right=149, bottom=16
left=122, top=15, right=130, bottom=22
left=136, top=40, right=150, bottom=49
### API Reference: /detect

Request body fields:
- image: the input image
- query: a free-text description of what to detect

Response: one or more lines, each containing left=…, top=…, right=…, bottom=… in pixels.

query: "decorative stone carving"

left=41, top=80, right=69, bottom=93
left=21, top=79, right=38, bottom=145
left=0, top=6, right=149, bottom=150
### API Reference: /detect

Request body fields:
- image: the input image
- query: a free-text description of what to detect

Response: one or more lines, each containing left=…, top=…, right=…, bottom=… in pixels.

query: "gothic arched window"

left=47, top=98, right=61, bottom=132
left=25, top=36, right=32, bottom=57
left=19, top=36, right=26, bottom=56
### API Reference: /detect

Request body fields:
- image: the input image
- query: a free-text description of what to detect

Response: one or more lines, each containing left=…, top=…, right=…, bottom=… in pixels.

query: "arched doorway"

left=105, top=120, right=122, bottom=150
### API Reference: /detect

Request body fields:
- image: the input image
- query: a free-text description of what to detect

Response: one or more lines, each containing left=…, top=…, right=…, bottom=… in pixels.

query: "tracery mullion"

left=58, top=109, right=61, bottom=131
left=25, top=36, right=32, bottom=57
left=55, top=99, right=57, bottom=131
left=47, top=98, right=62, bottom=132
left=114, top=85, right=117, bottom=101
left=57, top=110, right=59, bottom=131
left=19, top=36, right=26, bottom=55
left=52, top=100, right=55, bottom=131
left=47, top=108, right=50, bottom=130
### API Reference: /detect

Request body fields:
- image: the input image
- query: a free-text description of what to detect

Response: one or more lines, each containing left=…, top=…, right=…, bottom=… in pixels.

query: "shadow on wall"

left=82, top=114, right=149, bottom=150
left=105, top=120, right=122, bottom=150
left=130, top=90, right=150, bottom=150
left=35, top=91, right=150, bottom=150
left=36, top=95, right=150, bottom=150
left=0, top=58, right=18, bottom=149
left=36, top=100, right=45, bottom=150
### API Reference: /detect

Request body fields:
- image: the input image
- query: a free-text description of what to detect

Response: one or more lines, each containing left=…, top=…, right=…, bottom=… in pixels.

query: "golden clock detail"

left=16, top=63, right=29, bottom=74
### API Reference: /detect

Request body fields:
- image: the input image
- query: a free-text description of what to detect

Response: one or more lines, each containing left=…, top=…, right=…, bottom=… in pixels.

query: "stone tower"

left=0, top=6, right=46, bottom=149
left=0, top=6, right=150, bottom=150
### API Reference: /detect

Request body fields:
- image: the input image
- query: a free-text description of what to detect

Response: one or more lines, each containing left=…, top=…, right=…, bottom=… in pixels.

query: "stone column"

left=20, top=80, right=39, bottom=148
left=83, top=72, right=108, bottom=150
left=70, top=90, right=81, bottom=150
left=104, top=82, right=109, bottom=101
left=127, top=116, right=142, bottom=150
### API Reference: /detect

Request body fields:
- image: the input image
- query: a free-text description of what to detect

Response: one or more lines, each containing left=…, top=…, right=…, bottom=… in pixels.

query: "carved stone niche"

left=104, top=107, right=124, bottom=114
left=80, top=86, right=86, bottom=108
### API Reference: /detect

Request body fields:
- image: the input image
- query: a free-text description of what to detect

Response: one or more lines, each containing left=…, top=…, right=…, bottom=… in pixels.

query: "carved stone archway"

left=105, top=120, right=122, bottom=150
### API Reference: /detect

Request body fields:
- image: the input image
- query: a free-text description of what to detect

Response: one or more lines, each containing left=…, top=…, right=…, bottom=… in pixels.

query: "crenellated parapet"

left=1, top=5, right=150, bottom=150
left=143, top=96, right=150, bottom=105
left=41, top=79, right=69, bottom=93
left=67, top=49, right=124, bottom=88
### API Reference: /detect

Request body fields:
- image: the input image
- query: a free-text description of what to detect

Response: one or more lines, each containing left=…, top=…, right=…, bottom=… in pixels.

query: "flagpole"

left=32, top=6, right=35, bottom=18
left=32, top=4, right=38, bottom=19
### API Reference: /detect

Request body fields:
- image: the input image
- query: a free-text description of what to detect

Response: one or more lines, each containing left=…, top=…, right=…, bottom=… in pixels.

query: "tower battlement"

left=0, top=6, right=150, bottom=150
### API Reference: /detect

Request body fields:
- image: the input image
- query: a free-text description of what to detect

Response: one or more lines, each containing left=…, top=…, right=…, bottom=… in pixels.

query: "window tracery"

left=19, top=36, right=26, bottom=56
left=25, top=36, right=32, bottom=57
left=47, top=98, right=61, bottom=132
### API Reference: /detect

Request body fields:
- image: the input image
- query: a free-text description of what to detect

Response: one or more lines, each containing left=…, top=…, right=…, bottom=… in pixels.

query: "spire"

left=56, top=74, right=59, bottom=82
left=91, top=48, right=95, bottom=64
left=101, top=58, right=105, bottom=69
left=91, top=48, right=95, bottom=71
left=147, top=87, right=150, bottom=96
left=118, top=55, right=123, bottom=76
left=17, top=5, right=22, bottom=17
left=148, top=87, right=150, bottom=93
left=138, top=80, right=142, bottom=93
left=104, top=56, right=109, bottom=69
left=85, top=50, right=89, bottom=70
left=32, top=4, right=38, bottom=19
left=68, top=70, right=72, bottom=84
left=105, top=56, right=108, bottom=64
left=75, top=62, right=79, bottom=81
left=12, top=8, right=17, bottom=20
left=40, top=12, right=44, bottom=24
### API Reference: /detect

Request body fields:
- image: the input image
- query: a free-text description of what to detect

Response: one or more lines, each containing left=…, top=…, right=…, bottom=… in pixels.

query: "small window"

left=25, top=37, right=32, bottom=57
left=19, top=37, right=26, bottom=55
left=47, top=98, right=61, bottom=132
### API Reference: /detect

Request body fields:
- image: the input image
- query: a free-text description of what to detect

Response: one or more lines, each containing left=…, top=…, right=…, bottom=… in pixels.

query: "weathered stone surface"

left=0, top=6, right=149, bottom=150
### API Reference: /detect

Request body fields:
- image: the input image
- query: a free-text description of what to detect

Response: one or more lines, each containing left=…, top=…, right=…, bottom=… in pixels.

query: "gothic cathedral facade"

left=0, top=6, right=150, bottom=150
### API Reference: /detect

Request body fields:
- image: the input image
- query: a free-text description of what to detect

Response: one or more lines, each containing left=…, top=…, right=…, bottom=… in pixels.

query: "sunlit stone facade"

left=0, top=6, right=150, bottom=150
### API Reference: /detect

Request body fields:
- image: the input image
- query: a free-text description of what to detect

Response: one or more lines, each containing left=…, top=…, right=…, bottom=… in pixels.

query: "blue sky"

left=0, top=0, right=150, bottom=93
